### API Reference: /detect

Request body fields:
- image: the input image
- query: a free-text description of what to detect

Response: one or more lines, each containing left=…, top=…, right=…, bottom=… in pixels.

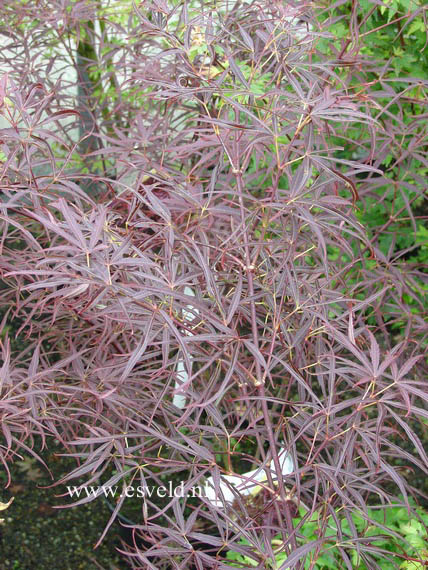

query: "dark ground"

left=0, top=442, right=129, bottom=570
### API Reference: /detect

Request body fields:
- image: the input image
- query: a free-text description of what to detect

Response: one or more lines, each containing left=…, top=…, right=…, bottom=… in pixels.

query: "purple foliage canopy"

left=0, top=1, right=426, bottom=567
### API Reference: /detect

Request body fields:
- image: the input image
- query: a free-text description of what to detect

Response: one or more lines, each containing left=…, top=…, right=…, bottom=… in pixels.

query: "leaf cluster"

left=0, top=1, right=426, bottom=568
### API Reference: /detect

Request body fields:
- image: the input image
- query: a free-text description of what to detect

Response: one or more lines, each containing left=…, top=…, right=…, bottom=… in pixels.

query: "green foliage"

left=314, top=0, right=428, bottom=340
left=227, top=502, right=428, bottom=569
